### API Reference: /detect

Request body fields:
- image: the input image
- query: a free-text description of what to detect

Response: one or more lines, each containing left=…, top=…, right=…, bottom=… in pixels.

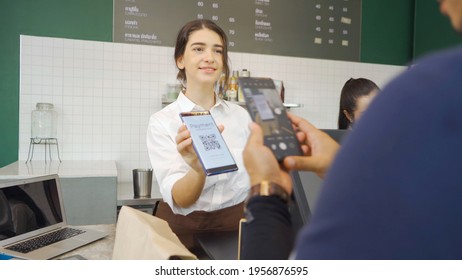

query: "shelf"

left=161, top=97, right=303, bottom=109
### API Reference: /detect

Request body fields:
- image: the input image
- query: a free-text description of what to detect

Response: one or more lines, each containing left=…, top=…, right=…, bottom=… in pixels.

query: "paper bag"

left=112, top=206, right=197, bottom=260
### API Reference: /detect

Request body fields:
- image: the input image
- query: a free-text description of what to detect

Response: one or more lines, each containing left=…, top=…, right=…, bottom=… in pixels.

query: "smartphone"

left=180, top=111, right=238, bottom=176
left=239, top=77, right=302, bottom=161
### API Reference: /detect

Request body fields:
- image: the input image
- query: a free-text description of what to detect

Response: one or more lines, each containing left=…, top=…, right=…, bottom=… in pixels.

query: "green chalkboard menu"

left=113, top=0, right=361, bottom=61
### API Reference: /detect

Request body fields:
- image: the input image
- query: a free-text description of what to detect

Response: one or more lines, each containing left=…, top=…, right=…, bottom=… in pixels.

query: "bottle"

left=226, top=71, right=239, bottom=101
left=280, top=81, right=285, bottom=102
left=216, top=73, right=227, bottom=99
left=31, top=103, right=58, bottom=139
left=238, top=69, right=250, bottom=101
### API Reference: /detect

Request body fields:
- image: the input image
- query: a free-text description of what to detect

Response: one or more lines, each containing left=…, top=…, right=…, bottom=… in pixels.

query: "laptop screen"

left=0, top=178, right=63, bottom=241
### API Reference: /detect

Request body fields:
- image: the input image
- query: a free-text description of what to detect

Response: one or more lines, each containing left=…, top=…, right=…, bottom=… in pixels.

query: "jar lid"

left=36, top=103, right=54, bottom=109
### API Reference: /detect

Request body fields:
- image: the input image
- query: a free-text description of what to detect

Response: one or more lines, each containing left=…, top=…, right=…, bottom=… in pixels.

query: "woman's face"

left=176, top=28, right=224, bottom=88
left=352, top=90, right=377, bottom=122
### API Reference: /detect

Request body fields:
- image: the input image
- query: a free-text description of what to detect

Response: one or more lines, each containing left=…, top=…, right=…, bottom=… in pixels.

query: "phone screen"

left=239, top=77, right=302, bottom=161
left=180, top=111, right=238, bottom=176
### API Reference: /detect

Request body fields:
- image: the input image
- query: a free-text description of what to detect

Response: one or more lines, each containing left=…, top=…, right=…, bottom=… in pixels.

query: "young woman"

left=338, top=78, right=380, bottom=129
left=146, top=19, right=251, bottom=252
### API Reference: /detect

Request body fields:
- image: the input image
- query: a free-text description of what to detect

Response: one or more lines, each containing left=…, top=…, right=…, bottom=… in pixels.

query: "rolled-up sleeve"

left=146, top=114, right=187, bottom=209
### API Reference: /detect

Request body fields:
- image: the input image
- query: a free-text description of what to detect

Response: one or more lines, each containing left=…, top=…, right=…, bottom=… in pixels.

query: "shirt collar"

left=177, top=91, right=197, bottom=112
left=177, top=91, right=230, bottom=112
left=215, top=96, right=230, bottom=110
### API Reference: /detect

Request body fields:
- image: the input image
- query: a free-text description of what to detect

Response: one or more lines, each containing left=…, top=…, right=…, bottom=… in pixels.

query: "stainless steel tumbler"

left=132, top=168, right=153, bottom=197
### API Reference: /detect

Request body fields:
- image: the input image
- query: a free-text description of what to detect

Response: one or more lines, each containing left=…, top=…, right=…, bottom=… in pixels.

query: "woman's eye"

left=193, top=47, right=204, bottom=52
left=214, top=49, right=223, bottom=54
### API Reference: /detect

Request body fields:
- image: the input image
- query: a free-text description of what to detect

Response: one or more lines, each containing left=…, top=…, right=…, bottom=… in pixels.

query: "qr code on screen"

left=199, top=134, right=221, bottom=151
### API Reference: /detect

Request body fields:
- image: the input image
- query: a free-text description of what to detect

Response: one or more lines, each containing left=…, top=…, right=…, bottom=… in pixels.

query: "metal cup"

left=132, top=168, right=153, bottom=198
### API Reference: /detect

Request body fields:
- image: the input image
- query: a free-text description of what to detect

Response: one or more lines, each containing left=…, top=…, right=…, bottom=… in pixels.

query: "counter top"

left=117, top=181, right=162, bottom=206
left=0, top=160, right=118, bottom=178
left=57, top=224, right=116, bottom=260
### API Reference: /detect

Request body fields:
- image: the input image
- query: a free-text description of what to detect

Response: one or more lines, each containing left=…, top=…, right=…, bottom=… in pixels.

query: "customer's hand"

left=243, top=123, right=293, bottom=195
left=283, top=113, right=340, bottom=179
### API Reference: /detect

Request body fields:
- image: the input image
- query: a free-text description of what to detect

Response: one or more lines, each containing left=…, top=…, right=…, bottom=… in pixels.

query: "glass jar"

left=31, top=103, right=57, bottom=139
left=166, top=83, right=181, bottom=99
left=240, top=69, right=250, bottom=77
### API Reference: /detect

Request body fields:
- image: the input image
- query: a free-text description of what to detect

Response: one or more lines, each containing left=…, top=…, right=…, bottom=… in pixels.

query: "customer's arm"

left=240, top=195, right=294, bottom=260
left=240, top=123, right=294, bottom=259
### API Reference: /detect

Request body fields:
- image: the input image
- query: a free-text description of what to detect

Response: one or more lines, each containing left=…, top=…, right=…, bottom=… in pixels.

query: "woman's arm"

left=147, top=116, right=211, bottom=208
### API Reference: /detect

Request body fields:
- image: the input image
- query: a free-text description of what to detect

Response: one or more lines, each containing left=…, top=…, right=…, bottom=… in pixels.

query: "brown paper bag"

left=112, top=206, right=197, bottom=260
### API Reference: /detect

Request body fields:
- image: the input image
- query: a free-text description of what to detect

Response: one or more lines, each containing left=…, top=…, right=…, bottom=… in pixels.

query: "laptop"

left=0, top=174, right=108, bottom=259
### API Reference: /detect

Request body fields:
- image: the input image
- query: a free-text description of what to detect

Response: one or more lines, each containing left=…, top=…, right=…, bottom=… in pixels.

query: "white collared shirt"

left=146, top=92, right=252, bottom=215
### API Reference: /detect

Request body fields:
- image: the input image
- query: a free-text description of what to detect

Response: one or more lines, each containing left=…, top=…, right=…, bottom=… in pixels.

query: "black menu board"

left=114, top=0, right=361, bottom=61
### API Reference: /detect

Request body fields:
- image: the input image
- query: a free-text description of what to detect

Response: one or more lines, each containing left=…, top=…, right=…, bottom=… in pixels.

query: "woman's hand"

left=175, top=123, right=225, bottom=174
left=175, top=124, right=203, bottom=173
left=172, top=123, right=225, bottom=207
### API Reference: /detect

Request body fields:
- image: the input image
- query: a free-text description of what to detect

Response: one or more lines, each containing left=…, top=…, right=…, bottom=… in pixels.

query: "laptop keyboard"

left=5, top=228, right=86, bottom=254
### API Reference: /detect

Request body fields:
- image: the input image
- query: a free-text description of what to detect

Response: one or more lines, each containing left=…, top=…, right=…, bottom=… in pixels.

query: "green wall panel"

left=413, top=0, right=462, bottom=60
left=360, top=0, right=415, bottom=65
left=0, top=0, right=112, bottom=167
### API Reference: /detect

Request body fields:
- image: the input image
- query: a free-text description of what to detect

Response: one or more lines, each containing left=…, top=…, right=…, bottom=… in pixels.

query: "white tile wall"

left=19, top=35, right=405, bottom=182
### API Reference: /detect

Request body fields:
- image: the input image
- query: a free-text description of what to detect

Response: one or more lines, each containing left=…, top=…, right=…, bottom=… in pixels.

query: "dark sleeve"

left=239, top=196, right=294, bottom=260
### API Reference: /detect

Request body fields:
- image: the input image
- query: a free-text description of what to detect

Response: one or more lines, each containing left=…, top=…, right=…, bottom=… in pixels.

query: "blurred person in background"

left=338, top=77, right=379, bottom=129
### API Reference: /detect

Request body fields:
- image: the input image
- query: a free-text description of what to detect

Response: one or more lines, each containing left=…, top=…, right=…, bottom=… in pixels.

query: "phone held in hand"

left=239, top=77, right=302, bottom=161
left=180, top=111, right=238, bottom=176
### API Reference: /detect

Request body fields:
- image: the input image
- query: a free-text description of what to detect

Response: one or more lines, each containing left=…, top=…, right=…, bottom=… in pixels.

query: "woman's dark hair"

left=338, top=78, right=380, bottom=129
left=174, top=19, right=230, bottom=89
